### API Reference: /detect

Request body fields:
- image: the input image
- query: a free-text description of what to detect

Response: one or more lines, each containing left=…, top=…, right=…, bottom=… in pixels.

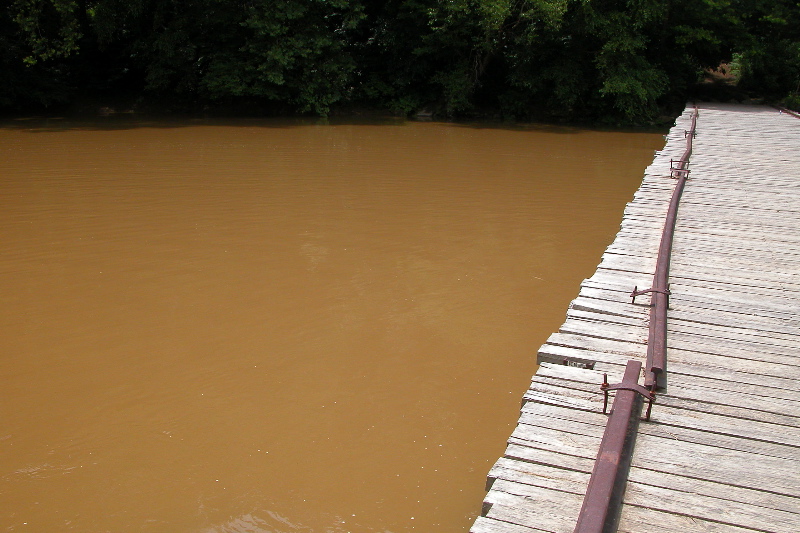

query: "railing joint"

left=630, top=285, right=671, bottom=305
left=670, top=159, right=691, bottom=179
left=601, top=370, right=656, bottom=422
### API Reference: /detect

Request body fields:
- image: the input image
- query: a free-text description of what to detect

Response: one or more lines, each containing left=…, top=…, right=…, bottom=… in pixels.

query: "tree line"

left=2, top=0, right=799, bottom=123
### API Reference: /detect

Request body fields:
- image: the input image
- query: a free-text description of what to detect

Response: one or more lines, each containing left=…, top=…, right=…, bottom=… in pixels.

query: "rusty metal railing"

left=573, top=105, right=698, bottom=533
left=640, top=107, right=697, bottom=388
left=573, top=360, right=653, bottom=533
left=778, top=106, right=800, bottom=120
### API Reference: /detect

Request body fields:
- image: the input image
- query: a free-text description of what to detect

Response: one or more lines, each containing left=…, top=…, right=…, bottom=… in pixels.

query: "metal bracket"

left=670, top=168, right=690, bottom=179
left=601, top=372, right=656, bottom=421
left=670, top=159, right=691, bottom=179
left=560, top=357, right=595, bottom=370
left=684, top=129, right=697, bottom=138
left=630, top=285, right=671, bottom=305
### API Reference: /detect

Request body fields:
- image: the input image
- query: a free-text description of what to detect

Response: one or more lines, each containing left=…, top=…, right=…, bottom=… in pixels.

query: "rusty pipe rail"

left=642, top=106, right=697, bottom=388
left=573, top=360, right=651, bottom=533
left=573, top=106, right=698, bottom=533
left=777, top=106, right=800, bottom=120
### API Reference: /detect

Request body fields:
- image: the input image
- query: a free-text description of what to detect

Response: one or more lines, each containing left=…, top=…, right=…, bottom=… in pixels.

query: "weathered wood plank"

left=544, top=331, right=800, bottom=379
left=537, top=343, right=800, bottom=395
left=509, top=413, right=800, bottom=496
left=489, top=455, right=800, bottom=518
left=521, top=389, right=800, bottom=449
left=522, top=380, right=800, bottom=444
left=485, top=479, right=768, bottom=533
left=572, top=288, right=800, bottom=334
left=565, top=307, right=800, bottom=353
left=471, top=516, right=545, bottom=533
left=528, top=374, right=800, bottom=426
left=515, top=399, right=800, bottom=464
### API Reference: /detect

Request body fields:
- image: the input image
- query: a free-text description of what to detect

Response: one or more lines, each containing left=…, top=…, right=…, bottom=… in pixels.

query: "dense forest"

left=2, top=0, right=799, bottom=123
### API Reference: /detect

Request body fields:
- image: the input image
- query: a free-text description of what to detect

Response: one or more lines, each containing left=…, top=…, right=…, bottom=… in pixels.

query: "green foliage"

left=590, top=2, right=669, bottom=121
left=732, top=0, right=800, bottom=100
left=208, top=0, right=365, bottom=114
left=784, top=91, right=800, bottom=111
left=1, top=0, right=798, bottom=122
left=10, top=0, right=81, bottom=65
left=0, top=0, right=82, bottom=108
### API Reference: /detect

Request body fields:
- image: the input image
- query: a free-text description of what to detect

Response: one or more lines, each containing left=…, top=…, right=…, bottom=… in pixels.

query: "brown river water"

left=0, top=116, right=664, bottom=532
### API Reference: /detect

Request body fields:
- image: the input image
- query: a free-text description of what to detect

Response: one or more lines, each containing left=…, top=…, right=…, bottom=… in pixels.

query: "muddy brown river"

left=0, top=117, right=664, bottom=532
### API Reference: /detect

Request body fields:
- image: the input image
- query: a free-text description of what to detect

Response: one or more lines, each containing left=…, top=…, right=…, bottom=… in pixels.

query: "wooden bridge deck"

left=472, top=103, right=800, bottom=533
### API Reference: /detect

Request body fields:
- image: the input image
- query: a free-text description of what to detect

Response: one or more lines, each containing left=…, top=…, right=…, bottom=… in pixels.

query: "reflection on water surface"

left=0, top=118, right=664, bottom=532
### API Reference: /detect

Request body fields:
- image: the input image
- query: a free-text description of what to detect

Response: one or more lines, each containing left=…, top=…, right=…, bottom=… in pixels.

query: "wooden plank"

left=515, top=400, right=800, bottom=464
left=509, top=412, right=800, bottom=496
left=506, top=396, right=797, bottom=464
left=485, top=479, right=767, bottom=533
left=543, top=331, right=800, bottom=380
left=537, top=343, right=800, bottom=395
left=482, top=483, right=583, bottom=533
left=634, top=474, right=799, bottom=532
left=521, top=388, right=800, bottom=449
left=558, top=317, right=648, bottom=345
left=471, top=516, right=545, bottom=533
left=523, top=380, right=800, bottom=444
left=588, top=272, right=800, bottom=311
left=571, top=293, right=800, bottom=335
left=566, top=308, right=800, bottom=352
left=492, top=454, right=800, bottom=518
left=529, top=373, right=800, bottom=425
left=577, top=281, right=800, bottom=321
left=600, top=253, right=800, bottom=289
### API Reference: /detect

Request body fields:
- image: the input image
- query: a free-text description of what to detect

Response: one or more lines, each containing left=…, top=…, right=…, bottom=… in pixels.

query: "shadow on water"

left=0, top=111, right=668, bottom=134
left=0, top=114, right=350, bottom=132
